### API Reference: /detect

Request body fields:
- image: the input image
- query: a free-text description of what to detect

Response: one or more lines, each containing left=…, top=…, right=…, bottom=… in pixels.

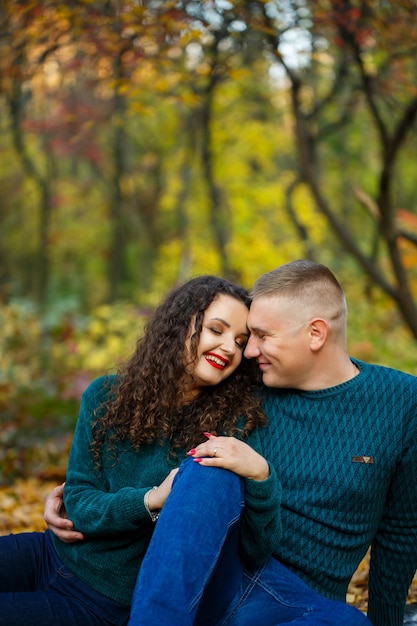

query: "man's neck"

left=301, top=355, right=358, bottom=391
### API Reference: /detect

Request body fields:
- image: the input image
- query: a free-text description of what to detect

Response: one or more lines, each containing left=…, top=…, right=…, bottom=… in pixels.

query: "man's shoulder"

left=354, top=358, right=417, bottom=385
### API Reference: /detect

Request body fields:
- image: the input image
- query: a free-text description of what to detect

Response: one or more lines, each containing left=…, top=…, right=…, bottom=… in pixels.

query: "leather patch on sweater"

left=352, top=455, right=374, bottom=464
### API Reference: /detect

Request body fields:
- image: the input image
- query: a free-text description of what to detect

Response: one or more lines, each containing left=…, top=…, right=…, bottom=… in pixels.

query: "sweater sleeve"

left=239, top=426, right=282, bottom=565
left=63, top=377, right=151, bottom=536
left=367, top=410, right=417, bottom=626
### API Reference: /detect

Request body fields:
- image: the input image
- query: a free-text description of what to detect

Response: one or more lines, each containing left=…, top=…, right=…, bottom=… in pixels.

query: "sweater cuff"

left=366, top=597, right=404, bottom=626
left=245, top=463, right=280, bottom=506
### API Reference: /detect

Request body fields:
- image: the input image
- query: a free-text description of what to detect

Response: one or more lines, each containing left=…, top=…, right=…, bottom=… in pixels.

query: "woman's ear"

left=309, top=318, right=328, bottom=351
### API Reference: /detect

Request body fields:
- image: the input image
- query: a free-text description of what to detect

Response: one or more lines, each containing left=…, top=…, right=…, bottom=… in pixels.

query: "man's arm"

left=44, top=483, right=85, bottom=543
left=367, top=406, right=417, bottom=626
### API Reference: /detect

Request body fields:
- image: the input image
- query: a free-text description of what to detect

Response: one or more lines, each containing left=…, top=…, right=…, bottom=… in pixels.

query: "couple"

left=1, top=261, right=417, bottom=625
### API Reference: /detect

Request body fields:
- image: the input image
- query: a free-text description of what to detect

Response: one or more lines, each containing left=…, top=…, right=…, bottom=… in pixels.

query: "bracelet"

left=144, top=486, right=160, bottom=522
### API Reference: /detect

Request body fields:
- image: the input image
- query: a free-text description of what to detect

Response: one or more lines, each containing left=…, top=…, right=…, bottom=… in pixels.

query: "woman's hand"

left=187, top=435, right=270, bottom=481
left=146, top=468, right=179, bottom=512
left=44, top=483, right=85, bottom=543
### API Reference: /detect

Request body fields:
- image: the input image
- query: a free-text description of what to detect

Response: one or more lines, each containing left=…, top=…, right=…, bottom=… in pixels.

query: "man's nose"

left=244, top=335, right=259, bottom=358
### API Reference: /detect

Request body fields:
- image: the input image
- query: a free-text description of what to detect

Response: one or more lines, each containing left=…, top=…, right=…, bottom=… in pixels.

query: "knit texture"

left=259, top=358, right=417, bottom=626
left=51, top=375, right=281, bottom=606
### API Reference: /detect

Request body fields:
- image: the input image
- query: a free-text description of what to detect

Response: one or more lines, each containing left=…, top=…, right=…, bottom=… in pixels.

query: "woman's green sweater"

left=51, top=375, right=280, bottom=606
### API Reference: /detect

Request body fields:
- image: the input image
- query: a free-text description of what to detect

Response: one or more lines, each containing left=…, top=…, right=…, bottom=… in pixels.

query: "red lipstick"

left=204, top=352, right=230, bottom=370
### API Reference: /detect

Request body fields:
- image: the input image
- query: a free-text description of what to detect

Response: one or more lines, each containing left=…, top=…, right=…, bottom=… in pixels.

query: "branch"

left=334, top=0, right=389, bottom=148
left=307, top=56, right=351, bottom=119
left=353, top=186, right=380, bottom=219
left=396, top=230, right=417, bottom=247
left=385, top=96, right=417, bottom=169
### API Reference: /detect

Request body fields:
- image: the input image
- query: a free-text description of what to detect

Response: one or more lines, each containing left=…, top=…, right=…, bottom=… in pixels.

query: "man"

left=45, top=260, right=417, bottom=625
left=243, top=260, right=417, bottom=625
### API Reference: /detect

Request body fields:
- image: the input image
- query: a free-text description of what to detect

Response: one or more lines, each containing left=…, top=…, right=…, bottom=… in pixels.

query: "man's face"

left=245, top=295, right=311, bottom=389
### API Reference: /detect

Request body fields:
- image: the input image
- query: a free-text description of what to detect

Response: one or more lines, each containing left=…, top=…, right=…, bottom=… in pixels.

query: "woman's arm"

left=58, top=377, right=177, bottom=537
left=44, top=468, right=179, bottom=542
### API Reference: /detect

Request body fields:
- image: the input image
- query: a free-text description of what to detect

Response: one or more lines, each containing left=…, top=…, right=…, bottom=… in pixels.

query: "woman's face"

left=185, top=294, right=249, bottom=398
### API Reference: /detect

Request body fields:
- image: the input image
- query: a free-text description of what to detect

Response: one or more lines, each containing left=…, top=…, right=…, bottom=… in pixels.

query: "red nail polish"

left=193, top=458, right=203, bottom=463
left=187, top=448, right=196, bottom=456
left=203, top=432, right=214, bottom=438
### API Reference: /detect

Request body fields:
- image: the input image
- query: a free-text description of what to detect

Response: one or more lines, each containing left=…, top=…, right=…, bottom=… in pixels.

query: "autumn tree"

left=0, top=1, right=194, bottom=303
left=0, top=3, right=65, bottom=305
left=248, top=0, right=417, bottom=337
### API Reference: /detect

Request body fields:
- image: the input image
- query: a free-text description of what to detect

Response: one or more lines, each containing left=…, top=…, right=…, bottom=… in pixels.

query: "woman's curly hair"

left=90, top=275, right=266, bottom=469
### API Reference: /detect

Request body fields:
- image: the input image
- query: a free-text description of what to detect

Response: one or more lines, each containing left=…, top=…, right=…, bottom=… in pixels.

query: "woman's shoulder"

left=82, top=374, right=119, bottom=404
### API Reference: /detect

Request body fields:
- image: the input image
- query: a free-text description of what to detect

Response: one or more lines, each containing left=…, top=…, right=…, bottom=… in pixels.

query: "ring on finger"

left=213, top=448, right=218, bottom=457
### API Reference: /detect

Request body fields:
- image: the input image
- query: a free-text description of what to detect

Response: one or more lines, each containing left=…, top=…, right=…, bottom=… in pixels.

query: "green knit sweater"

left=51, top=375, right=281, bottom=606
left=259, top=358, right=417, bottom=626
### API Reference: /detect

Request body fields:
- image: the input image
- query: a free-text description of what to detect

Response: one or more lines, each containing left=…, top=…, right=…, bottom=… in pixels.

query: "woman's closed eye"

left=209, top=326, right=222, bottom=336
left=207, top=325, right=248, bottom=351
left=235, top=337, right=248, bottom=350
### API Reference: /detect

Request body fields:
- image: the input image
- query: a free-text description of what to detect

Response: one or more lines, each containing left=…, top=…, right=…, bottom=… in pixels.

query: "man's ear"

left=309, top=318, right=328, bottom=351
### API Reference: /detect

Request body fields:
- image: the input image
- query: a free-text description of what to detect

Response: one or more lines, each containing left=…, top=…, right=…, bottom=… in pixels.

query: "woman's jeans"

left=129, top=457, right=370, bottom=626
left=0, top=530, right=129, bottom=625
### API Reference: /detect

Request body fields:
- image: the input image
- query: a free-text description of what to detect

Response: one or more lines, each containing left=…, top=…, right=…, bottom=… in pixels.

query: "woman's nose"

left=221, top=335, right=237, bottom=354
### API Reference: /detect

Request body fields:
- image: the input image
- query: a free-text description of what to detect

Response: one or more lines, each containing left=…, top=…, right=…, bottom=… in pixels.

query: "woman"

left=0, top=276, right=277, bottom=626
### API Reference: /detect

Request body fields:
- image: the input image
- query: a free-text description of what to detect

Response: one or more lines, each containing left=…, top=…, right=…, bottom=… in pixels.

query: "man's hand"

left=44, top=483, right=84, bottom=543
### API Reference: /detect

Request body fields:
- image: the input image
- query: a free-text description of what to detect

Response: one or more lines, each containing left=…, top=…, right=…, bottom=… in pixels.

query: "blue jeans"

left=129, top=457, right=370, bottom=625
left=0, top=530, right=130, bottom=625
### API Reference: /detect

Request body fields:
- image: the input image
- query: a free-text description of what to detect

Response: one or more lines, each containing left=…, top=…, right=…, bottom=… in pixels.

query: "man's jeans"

left=129, top=457, right=370, bottom=626
left=0, top=530, right=129, bottom=625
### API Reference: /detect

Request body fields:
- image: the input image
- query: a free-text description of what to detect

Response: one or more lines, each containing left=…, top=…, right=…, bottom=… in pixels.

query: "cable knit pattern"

left=259, top=358, right=417, bottom=626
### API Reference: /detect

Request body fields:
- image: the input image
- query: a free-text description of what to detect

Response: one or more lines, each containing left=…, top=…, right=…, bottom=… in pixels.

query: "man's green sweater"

left=259, top=358, right=417, bottom=626
left=51, top=375, right=281, bottom=606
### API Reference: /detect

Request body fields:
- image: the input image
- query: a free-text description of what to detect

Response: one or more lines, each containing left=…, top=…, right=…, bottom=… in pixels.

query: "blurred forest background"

left=1, top=0, right=417, bottom=609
